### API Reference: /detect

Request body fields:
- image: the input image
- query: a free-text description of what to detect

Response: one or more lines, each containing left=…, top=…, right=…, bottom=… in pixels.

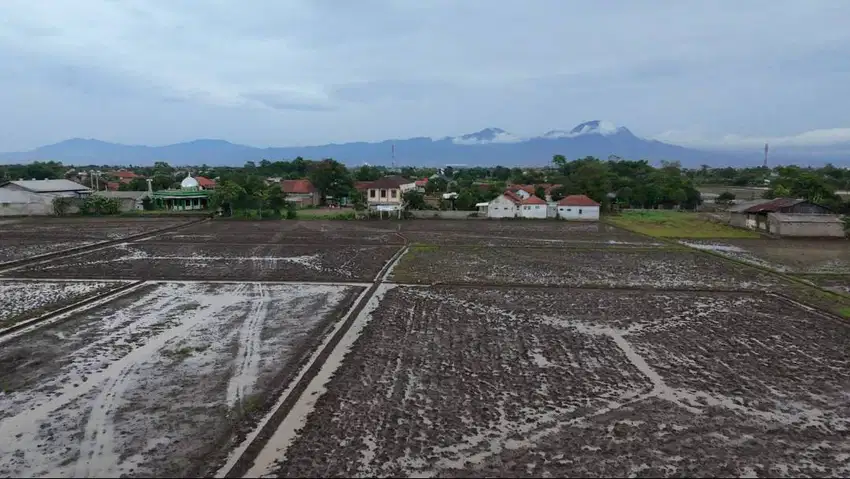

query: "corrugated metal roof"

left=7, top=179, right=91, bottom=193
left=768, top=212, right=843, bottom=223
left=742, top=197, right=804, bottom=214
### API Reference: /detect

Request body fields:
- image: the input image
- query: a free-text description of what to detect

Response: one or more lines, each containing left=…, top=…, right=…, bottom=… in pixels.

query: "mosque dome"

left=181, top=175, right=199, bottom=189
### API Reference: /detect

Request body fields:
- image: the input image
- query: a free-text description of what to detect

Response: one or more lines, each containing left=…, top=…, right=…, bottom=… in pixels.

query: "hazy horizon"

left=2, top=0, right=849, bottom=152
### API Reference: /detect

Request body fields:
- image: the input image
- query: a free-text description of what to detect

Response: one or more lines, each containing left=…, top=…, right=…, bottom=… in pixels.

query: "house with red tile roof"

left=106, top=170, right=143, bottom=184
left=519, top=195, right=548, bottom=219
left=557, top=195, right=600, bottom=220
left=486, top=191, right=522, bottom=218
left=195, top=176, right=216, bottom=190
left=281, top=179, right=320, bottom=206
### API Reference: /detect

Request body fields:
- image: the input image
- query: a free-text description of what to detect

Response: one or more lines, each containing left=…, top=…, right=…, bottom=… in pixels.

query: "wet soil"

left=271, top=286, right=850, bottom=478
left=150, top=220, right=404, bottom=245
left=391, top=246, right=780, bottom=290
left=0, top=282, right=362, bottom=478
left=4, top=242, right=400, bottom=281
left=0, top=280, right=125, bottom=329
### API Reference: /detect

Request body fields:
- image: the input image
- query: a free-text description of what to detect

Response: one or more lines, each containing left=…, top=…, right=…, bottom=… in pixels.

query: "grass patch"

left=840, top=307, right=850, bottom=318
left=409, top=244, right=439, bottom=252
left=608, top=210, right=760, bottom=239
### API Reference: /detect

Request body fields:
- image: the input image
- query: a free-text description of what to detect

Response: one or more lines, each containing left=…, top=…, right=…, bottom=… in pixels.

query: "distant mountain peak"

left=569, top=120, right=631, bottom=137
left=453, top=127, right=523, bottom=145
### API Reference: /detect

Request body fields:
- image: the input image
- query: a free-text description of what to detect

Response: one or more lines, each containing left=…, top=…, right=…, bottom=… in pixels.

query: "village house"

left=728, top=197, right=842, bottom=237
left=366, top=175, right=407, bottom=214
left=400, top=178, right=428, bottom=193
left=106, top=170, right=143, bottom=185
left=195, top=176, right=217, bottom=190
left=0, top=179, right=92, bottom=216
left=281, top=179, right=320, bottom=207
left=557, top=195, right=601, bottom=220
left=520, top=195, right=548, bottom=219
left=486, top=191, right=521, bottom=218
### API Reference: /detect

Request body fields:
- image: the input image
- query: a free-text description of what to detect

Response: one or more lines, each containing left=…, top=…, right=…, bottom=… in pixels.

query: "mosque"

left=151, top=174, right=212, bottom=211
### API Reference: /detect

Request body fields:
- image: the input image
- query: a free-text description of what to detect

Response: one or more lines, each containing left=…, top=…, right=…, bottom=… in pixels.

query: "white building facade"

left=487, top=193, right=520, bottom=218
left=557, top=195, right=600, bottom=220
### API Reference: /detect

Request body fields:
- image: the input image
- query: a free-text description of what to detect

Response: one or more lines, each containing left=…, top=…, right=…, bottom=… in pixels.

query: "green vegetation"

left=80, top=196, right=120, bottom=215
left=608, top=210, right=760, bottom=239
left=840, top=307, right=850, bottom=319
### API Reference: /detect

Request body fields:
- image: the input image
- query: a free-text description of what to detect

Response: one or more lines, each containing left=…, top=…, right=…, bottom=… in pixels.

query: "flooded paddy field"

left=2, top=242, right=400, bottom=282
left=0, top=282, right=363, bottom=478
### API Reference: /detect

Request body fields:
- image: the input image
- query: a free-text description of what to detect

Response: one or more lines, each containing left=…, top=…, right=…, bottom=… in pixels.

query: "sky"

left=1, top=0, right=849, bottom=152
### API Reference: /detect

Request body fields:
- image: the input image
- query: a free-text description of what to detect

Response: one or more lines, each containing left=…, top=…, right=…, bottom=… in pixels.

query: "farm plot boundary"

left=605, top=220, right=850, bottom=319
left=0, top=218, right=209, bottom=271
left=218, top=244, right=409, bottom=478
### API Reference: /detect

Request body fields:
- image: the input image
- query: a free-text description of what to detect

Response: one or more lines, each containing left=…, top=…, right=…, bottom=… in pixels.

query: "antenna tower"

left=763, top=143, right=769, bottom=168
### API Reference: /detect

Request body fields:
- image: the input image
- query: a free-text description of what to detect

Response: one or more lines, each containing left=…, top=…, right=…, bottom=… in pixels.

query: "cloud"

left=0, top=0, right=849, bottom=151
left=654, top=127, right=850, bottom=150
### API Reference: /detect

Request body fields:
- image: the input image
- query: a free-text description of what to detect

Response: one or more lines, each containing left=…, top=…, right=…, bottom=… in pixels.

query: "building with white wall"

left=519, top=195, right=548, bottom=219
left=487, top=192, right=521, bottom=218
left=0, top=179, right=91, bottom=216
left=557, top=195, right=600, bottom=220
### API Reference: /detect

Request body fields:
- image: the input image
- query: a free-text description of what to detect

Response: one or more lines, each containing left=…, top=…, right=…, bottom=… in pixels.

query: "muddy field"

left=682, top=239, right=850, bottom=274
left=150, top=220, right=404, bottom=245
left=0, top=218, right=197, bottom=264
left=391, top=220, right=653, bottom=246
left=0, top=281, right=363, bottom=478
left=0, top=280, right=126, bottom=329
left=390, top=245, right=779, bottom=290
left=261, top=285, right=850, bottom=478
left=3, top=218, right=194, bottom=242
left=797, top=274, right=850, bottom=295
left=3, top=242, right=400, bottom=282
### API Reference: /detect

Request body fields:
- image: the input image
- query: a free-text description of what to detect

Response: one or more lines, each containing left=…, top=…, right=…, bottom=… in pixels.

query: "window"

left=369, top=189, right=376, bottom=198
left=579, top=209, right=583, bottom=214
left=1, top=202, right=8, bottom=208
left=567, top=208, right=572, bottom=212
left=381, top=189, right=387, bottom=198
left=391, top=189, right=397, bottom=198
left=535, top=206, right=540, bottom=209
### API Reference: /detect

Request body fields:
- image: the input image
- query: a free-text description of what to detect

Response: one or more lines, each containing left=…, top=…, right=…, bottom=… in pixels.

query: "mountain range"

left=1, top=121, right=845, bottom=168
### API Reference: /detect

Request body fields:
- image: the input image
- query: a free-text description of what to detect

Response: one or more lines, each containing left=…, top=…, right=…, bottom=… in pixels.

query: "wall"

left=487, top=195, right=517, bottom=218
left=728, top=212, right=747, bottom=228
left=367, top=187, right=402, bottom=204
left=409, top=210, right=480, bottom=219
left=769, top=218, right=845, bottom=237
left=520, top=204, right=548, bottom=219
left=557, top=205, right=600, bottom=220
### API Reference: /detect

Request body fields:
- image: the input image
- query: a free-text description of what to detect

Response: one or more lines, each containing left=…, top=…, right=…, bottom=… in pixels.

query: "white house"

left=557, top=195, right=600, bottom=220
left=0, top=179, right=92, bottom=216
left=519, top=195, right=548, bottom=219
left=487, top=192, right=521, bottom=218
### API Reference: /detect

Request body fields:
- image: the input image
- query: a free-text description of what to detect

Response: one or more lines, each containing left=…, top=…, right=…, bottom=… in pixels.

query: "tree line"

left=3, top=156, right=849, bottom=213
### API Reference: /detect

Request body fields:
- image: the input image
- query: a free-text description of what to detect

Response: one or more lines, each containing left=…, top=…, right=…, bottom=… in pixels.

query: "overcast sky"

left=1, top=0, right=849, bottom=152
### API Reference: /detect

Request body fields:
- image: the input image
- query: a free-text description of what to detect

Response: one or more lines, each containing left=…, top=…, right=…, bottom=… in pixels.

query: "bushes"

left=80, top=196, right=121, bottom=215
left=52, top=197, right=73, bottom=216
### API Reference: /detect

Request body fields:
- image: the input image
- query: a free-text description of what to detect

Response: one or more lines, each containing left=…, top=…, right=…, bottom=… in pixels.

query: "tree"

left=308, top=159, right=353, bottom=203
left=549, top=186, right=566, bottom=202
left=253, top=187, right=269, bottom=218
left=210, top=179, right=245, bottom=216
left=534, top=186, right=546, bottom=200
left=266, top=184, right=287, bottom=216
left=402, top=190, right=426, bottom=210
left=552, top=154, right=568, bottom=174
left=716, top=191, right=736, bottom=204
left=351, top=190, right=367, bottom=213
left=425, top=177, right=448, bottom=194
